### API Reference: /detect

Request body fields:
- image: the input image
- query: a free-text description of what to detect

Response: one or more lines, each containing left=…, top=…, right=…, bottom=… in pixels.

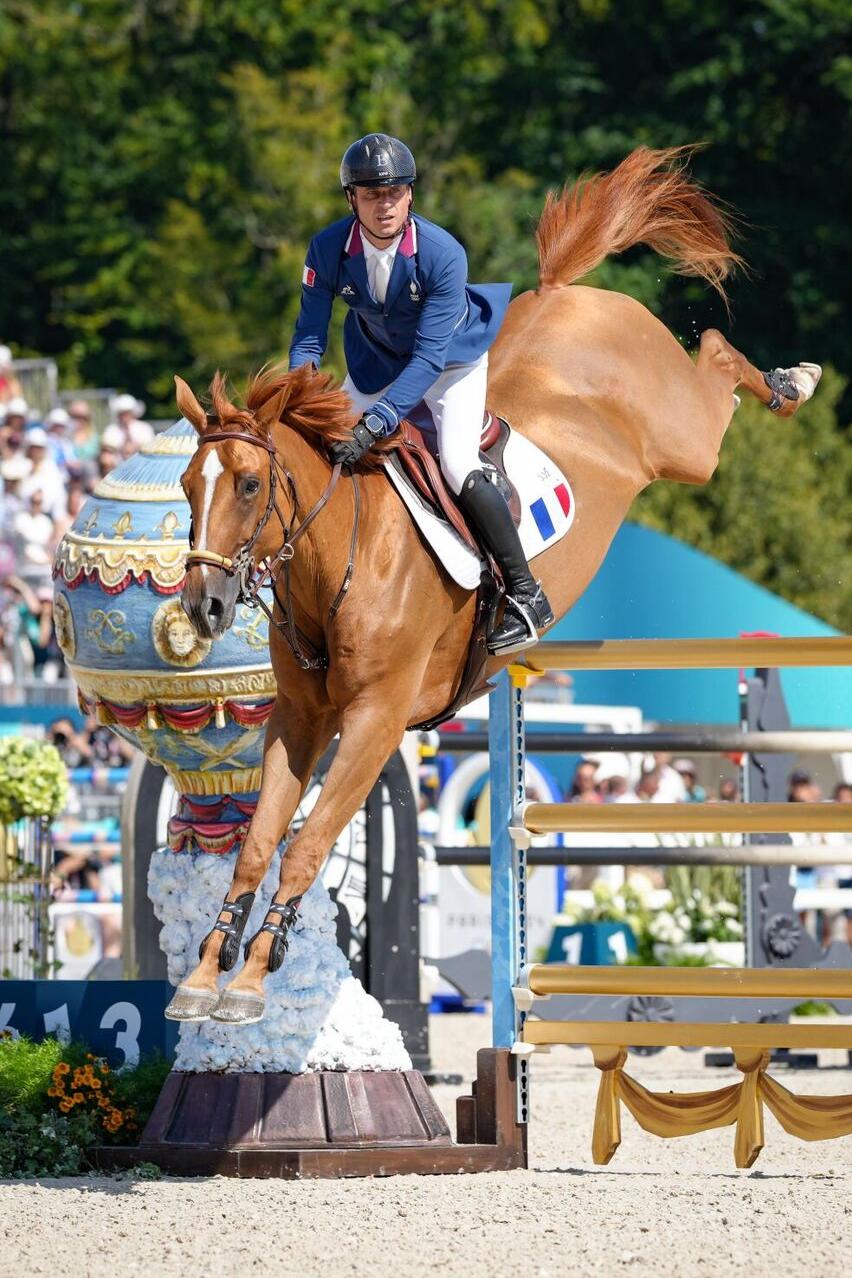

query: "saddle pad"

left=383, top=425, right=575, bottom=590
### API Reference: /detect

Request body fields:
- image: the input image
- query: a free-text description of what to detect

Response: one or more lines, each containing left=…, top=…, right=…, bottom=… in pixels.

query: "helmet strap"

left=345, top=188, right=415, bottom=243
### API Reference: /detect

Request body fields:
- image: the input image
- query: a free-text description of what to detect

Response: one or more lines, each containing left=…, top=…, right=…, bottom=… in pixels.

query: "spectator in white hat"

left=110, top=392, right=153, bottom=451
left=0, top=347, right=23, bottom=407
left=3, top=396, right=29, bottom=430
left=45, top=407, right=77, bottom=469
left=98, top=425, right=125, bottom=477
left=0, top=455, right=31, bottom=538
left=22, top=428, right=66, bottom=520
left=66, top=398, right=98, bottom=460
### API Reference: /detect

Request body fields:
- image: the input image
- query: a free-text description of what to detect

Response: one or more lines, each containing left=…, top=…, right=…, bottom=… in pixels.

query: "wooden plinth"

left=92, top=1048, right=526, bottom=1178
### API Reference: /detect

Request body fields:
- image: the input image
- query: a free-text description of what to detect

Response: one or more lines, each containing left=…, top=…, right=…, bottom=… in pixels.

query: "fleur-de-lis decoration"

left=112, top=512, right=133, bottom=539
left=81, top=510, right=99, bottom=536
left=155, top=511, right=180, bottom=541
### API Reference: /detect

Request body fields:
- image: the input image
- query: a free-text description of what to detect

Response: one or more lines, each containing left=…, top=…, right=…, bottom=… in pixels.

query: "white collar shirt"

left=362, top=230, right=403, bottom=306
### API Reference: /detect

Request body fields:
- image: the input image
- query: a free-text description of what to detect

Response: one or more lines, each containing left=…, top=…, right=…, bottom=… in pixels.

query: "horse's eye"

left=243, top=477, right=260, bottom=497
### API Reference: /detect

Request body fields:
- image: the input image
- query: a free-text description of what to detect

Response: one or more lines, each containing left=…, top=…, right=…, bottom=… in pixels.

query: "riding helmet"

left=339, top=134, right=417, bottom=189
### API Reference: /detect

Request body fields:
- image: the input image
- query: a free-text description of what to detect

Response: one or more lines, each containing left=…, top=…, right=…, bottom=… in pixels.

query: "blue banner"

left=0, top=981, right=177, bottom=1067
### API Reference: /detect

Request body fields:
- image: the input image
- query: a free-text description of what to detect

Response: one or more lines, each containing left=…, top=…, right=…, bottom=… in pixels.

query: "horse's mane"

left=203, top=363, right=391, bottom=466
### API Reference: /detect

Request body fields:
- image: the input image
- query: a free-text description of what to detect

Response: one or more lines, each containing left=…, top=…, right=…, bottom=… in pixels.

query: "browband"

left=200, top=428, right=278, bottom=454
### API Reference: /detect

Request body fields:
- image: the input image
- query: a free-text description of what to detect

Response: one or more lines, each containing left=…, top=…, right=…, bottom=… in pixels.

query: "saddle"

left=386, top=413, right=521, bottom=557
left=386, top=412, right=521, bottom=731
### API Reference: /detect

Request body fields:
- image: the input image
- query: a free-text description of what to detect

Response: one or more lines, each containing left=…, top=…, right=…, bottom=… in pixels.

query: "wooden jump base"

left=487, top=634, right=852, bottom=1169
left=94, top=1049, right=526, bottom=1179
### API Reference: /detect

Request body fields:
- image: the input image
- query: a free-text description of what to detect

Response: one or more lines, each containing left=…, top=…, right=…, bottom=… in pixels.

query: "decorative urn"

left=52, top=420, right=410, bottom=1075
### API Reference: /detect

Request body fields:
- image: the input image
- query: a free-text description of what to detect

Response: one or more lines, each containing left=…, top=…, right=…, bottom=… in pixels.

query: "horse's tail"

left=535, top=145, right=744, bottom=300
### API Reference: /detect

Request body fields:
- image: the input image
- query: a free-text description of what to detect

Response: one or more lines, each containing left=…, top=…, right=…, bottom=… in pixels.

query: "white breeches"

left=342, top=352, right=488, bottom=495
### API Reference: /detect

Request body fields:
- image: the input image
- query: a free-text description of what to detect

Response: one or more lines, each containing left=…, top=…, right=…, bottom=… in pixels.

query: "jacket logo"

left=302, top=266, right=316, bottom=287
left=340, top=284, right=355, bottom=297
left=409, top=280, right=421, bottom=302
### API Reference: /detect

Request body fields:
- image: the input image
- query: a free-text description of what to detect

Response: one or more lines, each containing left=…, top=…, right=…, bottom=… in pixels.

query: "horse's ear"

left=254, top=387, right=289, bottom=434
left=174, top=376, right=207, bottom=433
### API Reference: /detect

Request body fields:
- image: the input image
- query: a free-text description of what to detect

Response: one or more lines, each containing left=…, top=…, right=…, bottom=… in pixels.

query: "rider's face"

left=351, top=184, right=412, bottom=242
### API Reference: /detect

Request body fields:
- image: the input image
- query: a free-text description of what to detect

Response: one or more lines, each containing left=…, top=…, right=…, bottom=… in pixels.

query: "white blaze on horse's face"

left=197, top=447, right=225, bottom=580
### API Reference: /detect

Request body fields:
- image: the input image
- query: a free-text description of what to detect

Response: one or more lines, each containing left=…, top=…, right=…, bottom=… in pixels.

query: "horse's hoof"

left=791, top=362, right=822, bottom=401
left=164, top=985, right=220, bottom=1022
left=211, top=989, right=266, bottom=1025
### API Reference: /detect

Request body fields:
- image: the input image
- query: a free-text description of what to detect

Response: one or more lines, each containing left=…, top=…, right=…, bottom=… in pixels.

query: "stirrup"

left=762, top=368, right=800, bottom=412
left=487, top=583, right=554, bottom=656
left=198, top=891, right=255, bottom=972
left=243, top=896, right=302, bottom=973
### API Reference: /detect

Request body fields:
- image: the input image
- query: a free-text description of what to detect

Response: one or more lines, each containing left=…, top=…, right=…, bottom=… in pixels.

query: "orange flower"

left=59, top=1099, right=72, bottom=1112
left=47, top=1086, right=59, bottom=1098
left=90, top=1078, right=101, bottom=1090
left=55, top=1062, right=70, bottom=1075
left=72, top=1092, right=84, bottom=1103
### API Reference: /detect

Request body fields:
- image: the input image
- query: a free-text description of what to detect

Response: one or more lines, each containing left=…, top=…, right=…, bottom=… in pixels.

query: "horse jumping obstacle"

left=486, top=635, right=852, bottom=1168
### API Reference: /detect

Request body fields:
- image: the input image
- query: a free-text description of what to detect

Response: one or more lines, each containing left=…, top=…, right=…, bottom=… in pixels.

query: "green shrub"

left=0, top=1108, right=100, bottom=1178
left=0, top=738, right=68, bottom=826
left=0, top=1035, right=171, bottom=1178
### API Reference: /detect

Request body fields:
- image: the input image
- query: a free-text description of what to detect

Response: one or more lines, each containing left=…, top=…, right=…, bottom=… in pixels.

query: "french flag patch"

left=302, top=265, right=316, bottom=287
left=529, top=482, right=573, bottom=541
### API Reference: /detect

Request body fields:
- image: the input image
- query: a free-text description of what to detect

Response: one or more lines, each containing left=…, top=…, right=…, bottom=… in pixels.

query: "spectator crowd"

left=0, top=343, right=155, bottom=684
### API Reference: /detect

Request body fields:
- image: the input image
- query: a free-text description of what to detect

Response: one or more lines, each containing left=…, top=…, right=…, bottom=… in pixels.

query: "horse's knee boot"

left=244, top=896, right=302, bottom=972
left=199, top=891, right=256, bottom=971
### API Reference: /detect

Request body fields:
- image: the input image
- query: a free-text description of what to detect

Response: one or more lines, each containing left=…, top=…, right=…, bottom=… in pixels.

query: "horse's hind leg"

left=214, top=684, right=416, bottom=1022
left=697, top=328, right=821, bottom=420
left=164, top=694, right=336, bottom=1021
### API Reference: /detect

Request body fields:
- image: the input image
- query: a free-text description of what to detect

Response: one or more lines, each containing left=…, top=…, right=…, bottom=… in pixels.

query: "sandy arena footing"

left=1, top=1013, right=850, bottom=1278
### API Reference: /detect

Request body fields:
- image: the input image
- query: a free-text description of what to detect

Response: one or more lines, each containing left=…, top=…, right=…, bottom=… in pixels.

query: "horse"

left=167, top=145, right=821, bottom=1023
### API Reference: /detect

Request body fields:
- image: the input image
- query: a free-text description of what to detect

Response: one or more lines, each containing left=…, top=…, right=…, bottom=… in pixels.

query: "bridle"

left=184, top=418, right=359, bottom=671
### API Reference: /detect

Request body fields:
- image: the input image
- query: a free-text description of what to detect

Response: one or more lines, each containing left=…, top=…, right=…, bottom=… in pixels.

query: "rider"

left=288, top=132, right=554, bottom=655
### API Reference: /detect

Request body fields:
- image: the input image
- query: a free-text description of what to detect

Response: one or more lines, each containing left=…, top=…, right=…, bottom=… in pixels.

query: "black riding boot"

left=457, top=469, right=554, bottom=655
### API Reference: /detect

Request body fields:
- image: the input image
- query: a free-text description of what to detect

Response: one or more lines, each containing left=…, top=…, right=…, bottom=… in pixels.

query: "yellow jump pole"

left=520, top=635, right=852, bottom=672
left=523, top=801, right=852, bottom=836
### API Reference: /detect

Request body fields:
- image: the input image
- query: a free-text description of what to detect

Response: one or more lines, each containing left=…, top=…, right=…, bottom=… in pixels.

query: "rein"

left=184, top=420, right=358, bottom=671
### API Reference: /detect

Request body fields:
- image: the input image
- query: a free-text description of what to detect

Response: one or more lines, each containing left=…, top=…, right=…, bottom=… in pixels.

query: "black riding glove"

left=329, top=412, right=387, bottom=468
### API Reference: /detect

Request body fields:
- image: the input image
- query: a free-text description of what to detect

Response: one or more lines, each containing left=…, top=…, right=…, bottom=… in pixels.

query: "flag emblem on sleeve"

left=302, top=266, right=316, bottom=287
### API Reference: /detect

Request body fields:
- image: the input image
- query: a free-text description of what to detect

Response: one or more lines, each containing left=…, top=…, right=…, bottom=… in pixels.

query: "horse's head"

left=175, top=366, right=359, bottom=640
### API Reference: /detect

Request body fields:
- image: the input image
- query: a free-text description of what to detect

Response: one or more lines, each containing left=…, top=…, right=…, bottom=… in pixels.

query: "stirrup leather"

left=244, top=896, right=302, bottom=973
left=198, top=891, right=256, bottom=972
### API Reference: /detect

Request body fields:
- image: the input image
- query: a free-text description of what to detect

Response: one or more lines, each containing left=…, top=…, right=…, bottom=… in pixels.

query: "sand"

left=1, top=1013, right=849, bottom=1278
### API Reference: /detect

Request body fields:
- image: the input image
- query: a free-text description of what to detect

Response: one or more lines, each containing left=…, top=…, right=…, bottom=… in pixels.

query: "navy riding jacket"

left=288, top=214, right=512, bottom=434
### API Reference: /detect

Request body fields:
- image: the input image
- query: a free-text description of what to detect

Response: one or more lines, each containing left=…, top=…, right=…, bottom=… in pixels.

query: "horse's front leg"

left=165, top=695, right=336, bottom=1021
left=214, top=684, right=416, bottom=1022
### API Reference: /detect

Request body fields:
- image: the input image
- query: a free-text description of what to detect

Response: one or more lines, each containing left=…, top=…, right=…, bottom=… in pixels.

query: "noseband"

left=184, top=420, right=356, bottom=671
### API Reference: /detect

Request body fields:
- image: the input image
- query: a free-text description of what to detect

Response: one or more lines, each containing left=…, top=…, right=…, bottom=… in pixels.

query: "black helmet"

left=340, top=134, right=416, bottom=189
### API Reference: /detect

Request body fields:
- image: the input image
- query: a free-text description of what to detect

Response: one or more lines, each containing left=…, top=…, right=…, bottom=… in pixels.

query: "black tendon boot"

left=457, top=469, right=554, bottom=655
left=198, top=891, right=256, bottom=971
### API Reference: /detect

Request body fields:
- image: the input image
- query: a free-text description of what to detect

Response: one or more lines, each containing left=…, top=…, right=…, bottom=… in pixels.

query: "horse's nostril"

left=206, top=597, right=224, bottom=625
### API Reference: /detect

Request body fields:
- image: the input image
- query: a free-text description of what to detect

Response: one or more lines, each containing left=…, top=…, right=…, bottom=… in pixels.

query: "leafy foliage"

left=0, top=739, right=68, bottom=825
left=0, top=1035, right=170, bottom=1177
left=0, top=0, right=849, bottom=623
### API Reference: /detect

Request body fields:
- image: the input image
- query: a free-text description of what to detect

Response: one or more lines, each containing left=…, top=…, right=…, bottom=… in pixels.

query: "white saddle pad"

left=383, top=425, right=575, bottom=590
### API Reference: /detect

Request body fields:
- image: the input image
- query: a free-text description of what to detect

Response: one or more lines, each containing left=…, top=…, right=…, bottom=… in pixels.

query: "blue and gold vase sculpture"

left=53, top=421, right=409, bottom=1072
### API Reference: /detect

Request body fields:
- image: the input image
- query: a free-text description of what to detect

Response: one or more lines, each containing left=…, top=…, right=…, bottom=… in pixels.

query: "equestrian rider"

left=288, top=133, right=554, bottom=655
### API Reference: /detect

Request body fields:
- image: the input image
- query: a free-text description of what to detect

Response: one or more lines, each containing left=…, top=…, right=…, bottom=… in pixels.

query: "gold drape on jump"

left=590, top=1045, right=852, bottom=1168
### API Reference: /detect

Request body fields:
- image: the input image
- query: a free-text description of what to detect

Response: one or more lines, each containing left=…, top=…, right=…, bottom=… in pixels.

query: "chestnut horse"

left=168, top=147, right=820, bottom=1023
